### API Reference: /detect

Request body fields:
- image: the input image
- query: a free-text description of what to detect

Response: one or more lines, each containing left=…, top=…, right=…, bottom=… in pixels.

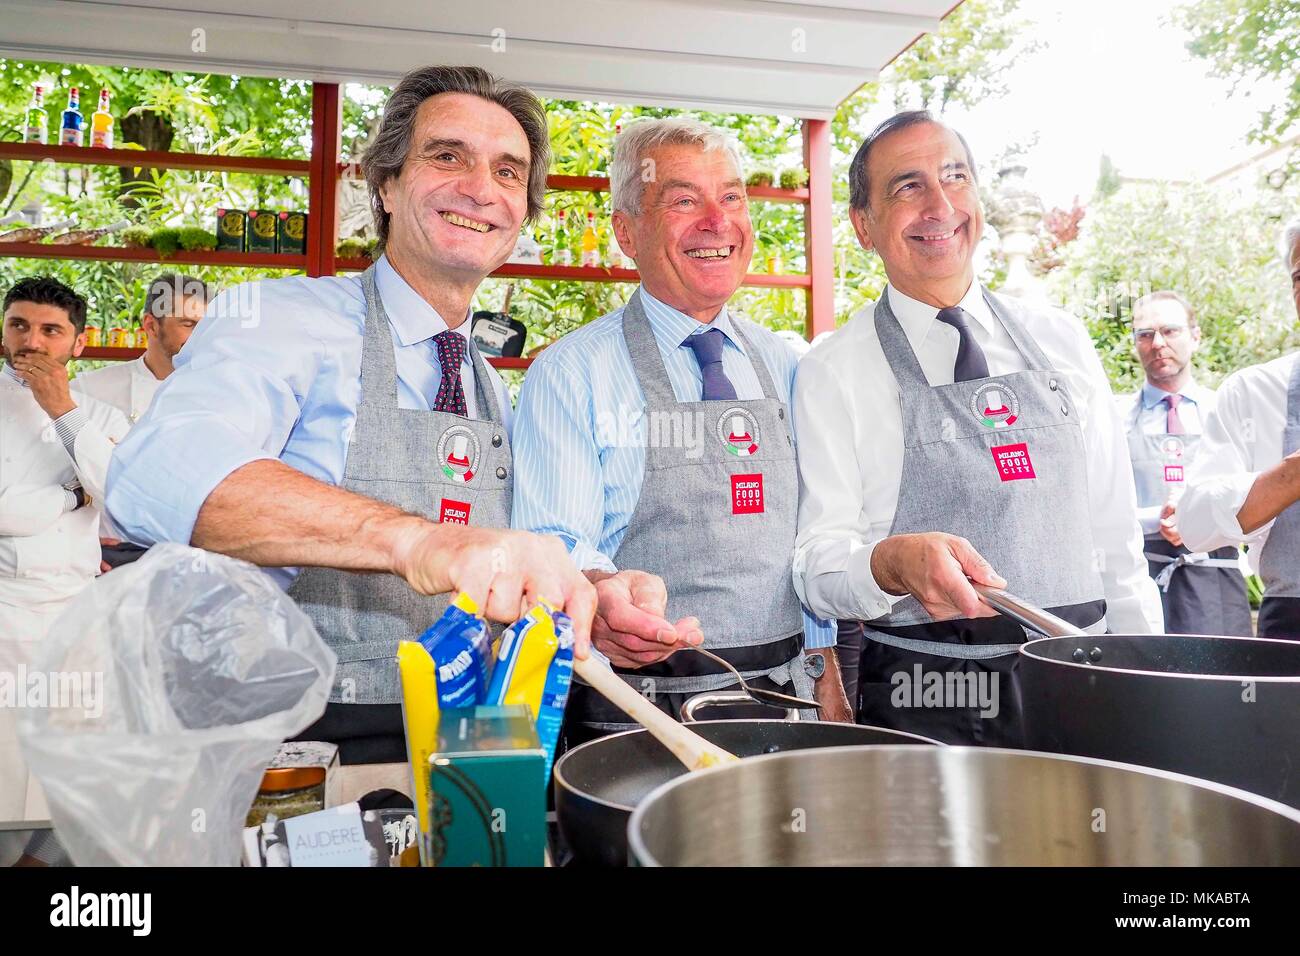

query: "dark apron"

left=561, top=290, right=814, bottom=749
left=857, top=289, right=1107, bottom=747
left=289, top=266, right=513, bottom=762
left=1258, top=355, right=1300, bottom=641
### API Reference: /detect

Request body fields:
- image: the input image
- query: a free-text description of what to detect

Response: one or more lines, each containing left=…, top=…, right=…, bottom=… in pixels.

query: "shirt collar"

left=886, top=280, right=995, bottom=352
left=374, top=254, right=471, bottom=350
left=134, top=355, right=163, bottom=382
left=1140, top=379, right=1204, bottom=410
left=637, top=285, right=743, bottom=354
left=2, top=362, right=28, bottom=388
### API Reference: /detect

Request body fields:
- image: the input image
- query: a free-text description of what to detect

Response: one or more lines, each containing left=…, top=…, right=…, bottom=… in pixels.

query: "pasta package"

left=417, top=592, right=494, bottom=710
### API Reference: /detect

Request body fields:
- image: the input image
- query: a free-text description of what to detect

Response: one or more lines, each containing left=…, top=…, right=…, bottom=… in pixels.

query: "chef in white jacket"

left=0, top=276, right=128, bottom=865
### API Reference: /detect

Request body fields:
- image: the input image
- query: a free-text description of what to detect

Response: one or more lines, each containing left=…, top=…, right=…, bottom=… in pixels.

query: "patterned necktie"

left=1164, top=393, right=1185, bottom=435
left=432, top=329, right=468, bottom=416
left=683, top=328, right=738, bottom=401
left=935, top=306, right=990, bottom=382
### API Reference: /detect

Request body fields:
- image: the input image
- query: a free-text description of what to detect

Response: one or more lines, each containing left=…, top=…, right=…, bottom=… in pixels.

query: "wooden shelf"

left=80, top=344, right=532, bottom=370
left=0, top=141, right=310, bottom=177
left=335, top=257, right=808, bottom=288
left=0, top=241, right=306, bottom=270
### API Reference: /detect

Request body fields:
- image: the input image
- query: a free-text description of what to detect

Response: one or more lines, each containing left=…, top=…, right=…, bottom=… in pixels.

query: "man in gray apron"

left=792, top=111, right=1161, bottom=746
left=1118, top=291, right=1251, bottom=635
left=1182, top=217, right=1300, bottom=640
left=511, top=118, right=848, bottom=747
left=107, top=67, right=602, bottom=763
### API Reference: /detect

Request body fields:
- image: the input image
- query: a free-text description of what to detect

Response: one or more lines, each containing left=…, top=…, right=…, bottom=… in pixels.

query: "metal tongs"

left=680, top=644, right=821, bottom=719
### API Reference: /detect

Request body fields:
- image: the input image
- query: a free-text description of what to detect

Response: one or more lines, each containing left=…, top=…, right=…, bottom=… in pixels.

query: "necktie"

left=684, top=328, right=738, bottom=401
left=1164, top=393, right=1185, bottom=435
left=432, top=329, right=468, bottom=416
left=935, top=306, right=990, bottom=382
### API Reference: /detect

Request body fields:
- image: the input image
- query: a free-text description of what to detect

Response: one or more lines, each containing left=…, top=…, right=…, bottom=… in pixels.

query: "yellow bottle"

left=580, top=211, right=599, bottom=267
left=90, top=89, right=113, bottom=149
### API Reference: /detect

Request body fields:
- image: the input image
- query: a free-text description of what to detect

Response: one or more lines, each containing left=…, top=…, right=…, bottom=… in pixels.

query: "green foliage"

left=1095, top=154, right=1122, bottom=201
left=1174, top=0, right=1300, bottom=143
left=1047, top=181, right=1300, bottom=393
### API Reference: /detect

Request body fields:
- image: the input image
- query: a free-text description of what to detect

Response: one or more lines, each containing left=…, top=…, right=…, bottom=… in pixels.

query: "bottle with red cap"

left=60, top=87, right=84, bottom=147
left=24, top=83, right=48, bottom=144
left=90, top=89, right=114, bottom=149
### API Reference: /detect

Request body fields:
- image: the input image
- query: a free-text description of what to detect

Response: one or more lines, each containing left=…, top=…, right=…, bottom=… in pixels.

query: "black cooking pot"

left=553, top=719, right=941, bottom=867
left=1020, top=632, right=1300, bottom=808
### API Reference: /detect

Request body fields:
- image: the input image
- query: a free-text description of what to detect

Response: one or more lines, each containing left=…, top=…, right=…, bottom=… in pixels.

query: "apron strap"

left=621, top=288, right=780, bottom=404
left=1288, top=352, right=1300, bottom=430
left=981, top=290, right=1055, bottom=371
left=1145, top=551, right=1243, bottom=591
left=863, top=628, right=1024, bottom=660
left=465, top=336, right=505, bottom=426
left=358, top=266, right=402, bottom=408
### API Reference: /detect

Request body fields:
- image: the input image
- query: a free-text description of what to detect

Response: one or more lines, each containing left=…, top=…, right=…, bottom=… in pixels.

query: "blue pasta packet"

left=417, top=592, right=493, bottom=710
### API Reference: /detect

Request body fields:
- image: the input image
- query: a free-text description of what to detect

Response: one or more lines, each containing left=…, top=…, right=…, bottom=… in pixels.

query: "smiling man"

left=1115, top=291, right=1251, bottom=636
left=512, top=118, right=846, bottom=748
left=106, top=66, right=604, bottom=764
left=792, top=111, right=1160, bottom=746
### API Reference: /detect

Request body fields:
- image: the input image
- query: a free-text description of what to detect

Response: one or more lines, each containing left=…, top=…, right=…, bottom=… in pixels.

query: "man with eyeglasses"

left=1117, top=291, right=1252, bottom=635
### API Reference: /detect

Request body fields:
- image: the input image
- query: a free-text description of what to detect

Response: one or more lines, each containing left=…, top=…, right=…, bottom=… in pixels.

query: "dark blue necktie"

left=935, top=306, right=990, bottom=382
left=684, top=328, right=738, bottom=401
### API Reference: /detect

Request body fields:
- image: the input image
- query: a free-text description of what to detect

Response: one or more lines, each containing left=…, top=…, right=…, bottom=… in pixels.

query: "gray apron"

left=289, top=267, right=512, bottom=757
left=1125, top=415, right=1251, bottom=636
left=1258, top=354, right=1300, bottom=641
left=564, top=290, right=815, bottom=741
left=857, top=289, right=1107, bottom=747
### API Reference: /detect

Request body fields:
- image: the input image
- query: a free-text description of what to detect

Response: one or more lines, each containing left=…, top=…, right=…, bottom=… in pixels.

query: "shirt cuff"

left=802, top=610, right=837, bottom=649
left=51, top=406, right=89, bottom=461
left=568, top=539, right=618, bottom=574
left=1136, top=504, right=1163, bottom=538
left=848, top=539, right=907, bottom=620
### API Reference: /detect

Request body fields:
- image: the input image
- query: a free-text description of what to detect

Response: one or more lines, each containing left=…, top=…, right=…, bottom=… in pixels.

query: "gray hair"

left=610, top=117, right=745, bottom=216
left=849, top=109, right=977, bottom=212
left=361, top=65, right=550, bottom=252
left=1282, top=216, right=1300, bottom=262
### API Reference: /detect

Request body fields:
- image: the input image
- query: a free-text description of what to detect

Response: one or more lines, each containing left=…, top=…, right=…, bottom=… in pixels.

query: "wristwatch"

left=803, top=652, right=826, bottom=680
left=62, top=479, right=86, bottom=510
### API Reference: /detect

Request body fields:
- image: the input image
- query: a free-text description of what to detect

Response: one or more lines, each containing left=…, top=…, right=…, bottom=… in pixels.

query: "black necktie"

left=935, top=306, right=990, bottom=382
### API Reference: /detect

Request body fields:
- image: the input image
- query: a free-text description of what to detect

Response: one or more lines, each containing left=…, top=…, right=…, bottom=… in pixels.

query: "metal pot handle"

left=971, top=584, right=1088, bottom=638
left=680, top=690, right=797, bottom=722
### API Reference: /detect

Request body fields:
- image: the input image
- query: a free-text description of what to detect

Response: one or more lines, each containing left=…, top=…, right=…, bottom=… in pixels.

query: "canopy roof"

left=3, top=0, right=959, bottom=118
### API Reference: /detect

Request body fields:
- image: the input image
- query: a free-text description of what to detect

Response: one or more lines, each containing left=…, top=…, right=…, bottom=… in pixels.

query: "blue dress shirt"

left=511, top=286, right=834, bottom=648
left=106, top=255, right=512, bottom=587
left=1121, top=379, right=1215, bottom=536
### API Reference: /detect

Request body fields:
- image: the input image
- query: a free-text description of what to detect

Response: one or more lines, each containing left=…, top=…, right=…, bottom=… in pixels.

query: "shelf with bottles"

left=9, top=82, right=310, bottom=177
left=0, top=241, right=307, bottom=270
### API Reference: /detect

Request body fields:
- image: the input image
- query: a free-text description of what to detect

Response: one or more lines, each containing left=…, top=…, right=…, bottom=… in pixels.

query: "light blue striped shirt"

left=106, top=254, right=511, bottom=588
left=511, top=286, right=834, bottom=649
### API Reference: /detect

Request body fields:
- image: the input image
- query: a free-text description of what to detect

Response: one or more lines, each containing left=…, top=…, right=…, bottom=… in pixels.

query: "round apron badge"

left=717, top=407, right=760, bottom=456
left=970, top=383, right=1020, bottom=428
left=1160, top=436, right=1185, bottom=461
left=437, top=424, right=481, bottom=483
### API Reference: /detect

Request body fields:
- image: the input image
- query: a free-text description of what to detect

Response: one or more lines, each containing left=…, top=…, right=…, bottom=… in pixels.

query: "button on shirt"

left=1180, top=352, right=1297, bottom=570
left=792, top=282, right=1162, bottom=634
left=1, top=364, right=129, bottom=607
left=1120, top=380, right=1216, bottom=536
left=106, top=254, right=512, bottom=588
left=511, top=286, right=834, bottom=648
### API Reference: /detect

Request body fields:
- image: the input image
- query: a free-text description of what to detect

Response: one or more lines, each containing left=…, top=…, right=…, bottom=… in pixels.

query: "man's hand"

left=1158, top=502, right=1183, bottom=548
left=807, top=649, right=853, bottom=722
left=10, top=352, right=75, bottom=420
left=585, top=569, right=703, bottom=669
left=390, top=522, right=598, bottom=658
left=870, top=532, right=1007, bottom=621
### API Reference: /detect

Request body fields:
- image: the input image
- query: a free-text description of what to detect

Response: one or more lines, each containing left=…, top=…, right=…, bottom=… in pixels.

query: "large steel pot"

left=554, top=719, right=940, bottom=867
left=628, top=745, right=1300, bottom=866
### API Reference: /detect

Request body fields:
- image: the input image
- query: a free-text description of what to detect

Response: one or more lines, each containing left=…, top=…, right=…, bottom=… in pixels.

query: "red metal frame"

left=0, top=141, right=310, bottom=177
left=308, top=82, right=343, bottom=277
left=0, top=241, right=305, bottom=270
left=802, top=118, right=834, bottom=340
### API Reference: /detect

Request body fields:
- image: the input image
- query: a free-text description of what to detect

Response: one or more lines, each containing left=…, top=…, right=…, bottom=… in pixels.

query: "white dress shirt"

left=792, top=282, right=1162, bottom=635
left=0, top=364, right=129, bottom=607
left=73, top=355, right=164, bottom=424
left=1118, top=379, right=1216, bottom=536
left=1179, top=351, right=1299, bottom=570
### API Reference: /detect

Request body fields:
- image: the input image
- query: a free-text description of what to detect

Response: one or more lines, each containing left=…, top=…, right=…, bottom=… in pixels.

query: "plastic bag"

left=18, top=544, right=336, bottom=866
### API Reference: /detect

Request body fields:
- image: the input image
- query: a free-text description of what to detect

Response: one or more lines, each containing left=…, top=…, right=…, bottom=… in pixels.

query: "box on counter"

left=246, top=209, right=278, bottom=254
left=277, top=210, right=308, bottom=255
left=215, top=208, right=245, bottom=252
left=426, top=705, right=546, bottom=867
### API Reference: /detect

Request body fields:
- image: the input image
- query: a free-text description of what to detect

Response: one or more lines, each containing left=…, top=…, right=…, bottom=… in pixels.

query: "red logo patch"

left=731, top=473, right=764, bottom=515
left=439, top=499, right=472, bottom=525
left=990, top=443, right=1036, bottom=482
left=1164, top=464, right=1184, bottom=483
